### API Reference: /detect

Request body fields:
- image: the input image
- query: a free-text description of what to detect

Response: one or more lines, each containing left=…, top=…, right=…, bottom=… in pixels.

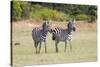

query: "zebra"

left=32, top=21, right=50, bottom=54
left=51, top=20, right=76, bottom=52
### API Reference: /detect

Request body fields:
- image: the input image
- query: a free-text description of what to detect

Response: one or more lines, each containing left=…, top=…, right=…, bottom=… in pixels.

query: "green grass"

left=12, top=24, right=97, bottom=66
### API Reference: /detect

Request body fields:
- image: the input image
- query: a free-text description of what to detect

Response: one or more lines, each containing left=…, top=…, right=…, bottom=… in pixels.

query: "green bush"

left=11, top=1, right=97, bottom=23
left=12, top=1, right=22, bottom=21
left=29, top=5, right=67, bottom=21
left=20, top=1, right=31, bottom=19
left=88, top=15, right=96, bottom=23
left=76, top=14, right=89, bottom=21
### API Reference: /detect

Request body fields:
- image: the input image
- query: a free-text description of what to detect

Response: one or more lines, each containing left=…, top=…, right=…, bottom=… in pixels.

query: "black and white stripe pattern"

left=51, top=20, right=76, bottom=52
left=32, top=21, right=50, bottom=54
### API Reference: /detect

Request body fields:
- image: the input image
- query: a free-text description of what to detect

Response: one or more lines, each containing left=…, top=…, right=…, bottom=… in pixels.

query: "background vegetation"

left=11, top=1, right=97, bottom=23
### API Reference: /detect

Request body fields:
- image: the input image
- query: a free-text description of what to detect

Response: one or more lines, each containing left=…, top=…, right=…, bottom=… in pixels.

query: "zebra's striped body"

left=32, top=21, right=50, bottom=54
left=51, top=20, right=76, bottom=52
left=32, top=28, right=48, bottom=42
left=52, top=27, right=73, bottom=41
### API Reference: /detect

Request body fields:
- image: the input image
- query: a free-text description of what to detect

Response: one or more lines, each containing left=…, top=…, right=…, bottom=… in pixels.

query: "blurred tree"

left=20, top=1, right=31, bottom=19
left=12, top=0, right=22, bottom=21
left=11, top=1, right=97, bottom=23
left=87, top=6, right=97, bottom=22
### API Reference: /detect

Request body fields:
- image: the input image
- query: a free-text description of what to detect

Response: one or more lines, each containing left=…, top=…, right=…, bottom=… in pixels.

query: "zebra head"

left=67, top=19, right=76, bottom=32
left=42, top=20, right=51, bottom=32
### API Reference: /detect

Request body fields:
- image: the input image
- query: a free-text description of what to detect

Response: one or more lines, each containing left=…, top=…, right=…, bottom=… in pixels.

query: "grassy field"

left=12, top=21, right=97, bottom=66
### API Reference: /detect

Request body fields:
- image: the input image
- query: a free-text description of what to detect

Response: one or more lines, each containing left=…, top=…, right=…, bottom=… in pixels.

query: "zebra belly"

left=55, top=35, right=67, bottom=41
left=32, top=34, right=46, bottom=42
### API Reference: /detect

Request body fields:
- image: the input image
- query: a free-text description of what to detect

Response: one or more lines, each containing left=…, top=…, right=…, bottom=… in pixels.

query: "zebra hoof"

left=56, top=51, right=58, bottom=53
left=36, top=52, right=38, bottom=54
left=45, top=52, right=47, bottom=53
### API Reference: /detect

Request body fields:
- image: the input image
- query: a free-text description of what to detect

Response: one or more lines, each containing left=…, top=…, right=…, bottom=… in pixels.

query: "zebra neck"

left=67, top=28, right=73, bottom=34
left=41, top=29, right=48, bottom=36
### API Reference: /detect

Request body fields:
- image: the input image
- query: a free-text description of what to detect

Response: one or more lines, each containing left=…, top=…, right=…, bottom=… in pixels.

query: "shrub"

left=12, top=1, right=22, bottom=21
left=29, top=5, right=67, bottom=21
left=75, top=14, right=89, bottom=21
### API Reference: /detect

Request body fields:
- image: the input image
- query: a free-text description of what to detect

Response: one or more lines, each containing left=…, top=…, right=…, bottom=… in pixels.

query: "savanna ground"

left=12, top=20, right=97, bottom=66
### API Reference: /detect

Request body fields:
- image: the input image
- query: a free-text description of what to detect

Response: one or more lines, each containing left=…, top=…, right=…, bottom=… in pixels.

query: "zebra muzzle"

left=73, top=27, right=76, bottom=31
left=52, top=35, right=55, bottom=40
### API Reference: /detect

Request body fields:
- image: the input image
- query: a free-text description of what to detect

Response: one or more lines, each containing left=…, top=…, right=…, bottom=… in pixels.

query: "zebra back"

left=50, top=20, right=76, bottom=41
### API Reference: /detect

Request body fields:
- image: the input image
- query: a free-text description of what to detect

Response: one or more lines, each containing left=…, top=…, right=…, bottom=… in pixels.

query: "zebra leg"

left=55, top=40, right=59, bottom=53
left=44, top=42, right=47, bottom=53
left=34, top=42, right=38, bottom=54
left=64, top=41, right=67, bottom=52
left=39, top=42, right=41, bottom=53
left=69, top=40, right=72, bottom=51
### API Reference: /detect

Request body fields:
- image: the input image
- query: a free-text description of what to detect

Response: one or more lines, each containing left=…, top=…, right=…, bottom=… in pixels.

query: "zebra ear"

left=42, top=22, right=46, bottom=28
left=67, top=21, right=70, bottom=27
left=46, top=21, right=49, bottom=24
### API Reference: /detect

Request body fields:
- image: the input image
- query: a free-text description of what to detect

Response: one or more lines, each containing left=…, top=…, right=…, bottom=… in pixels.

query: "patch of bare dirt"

left=12, top=20, right=97, bottom=30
